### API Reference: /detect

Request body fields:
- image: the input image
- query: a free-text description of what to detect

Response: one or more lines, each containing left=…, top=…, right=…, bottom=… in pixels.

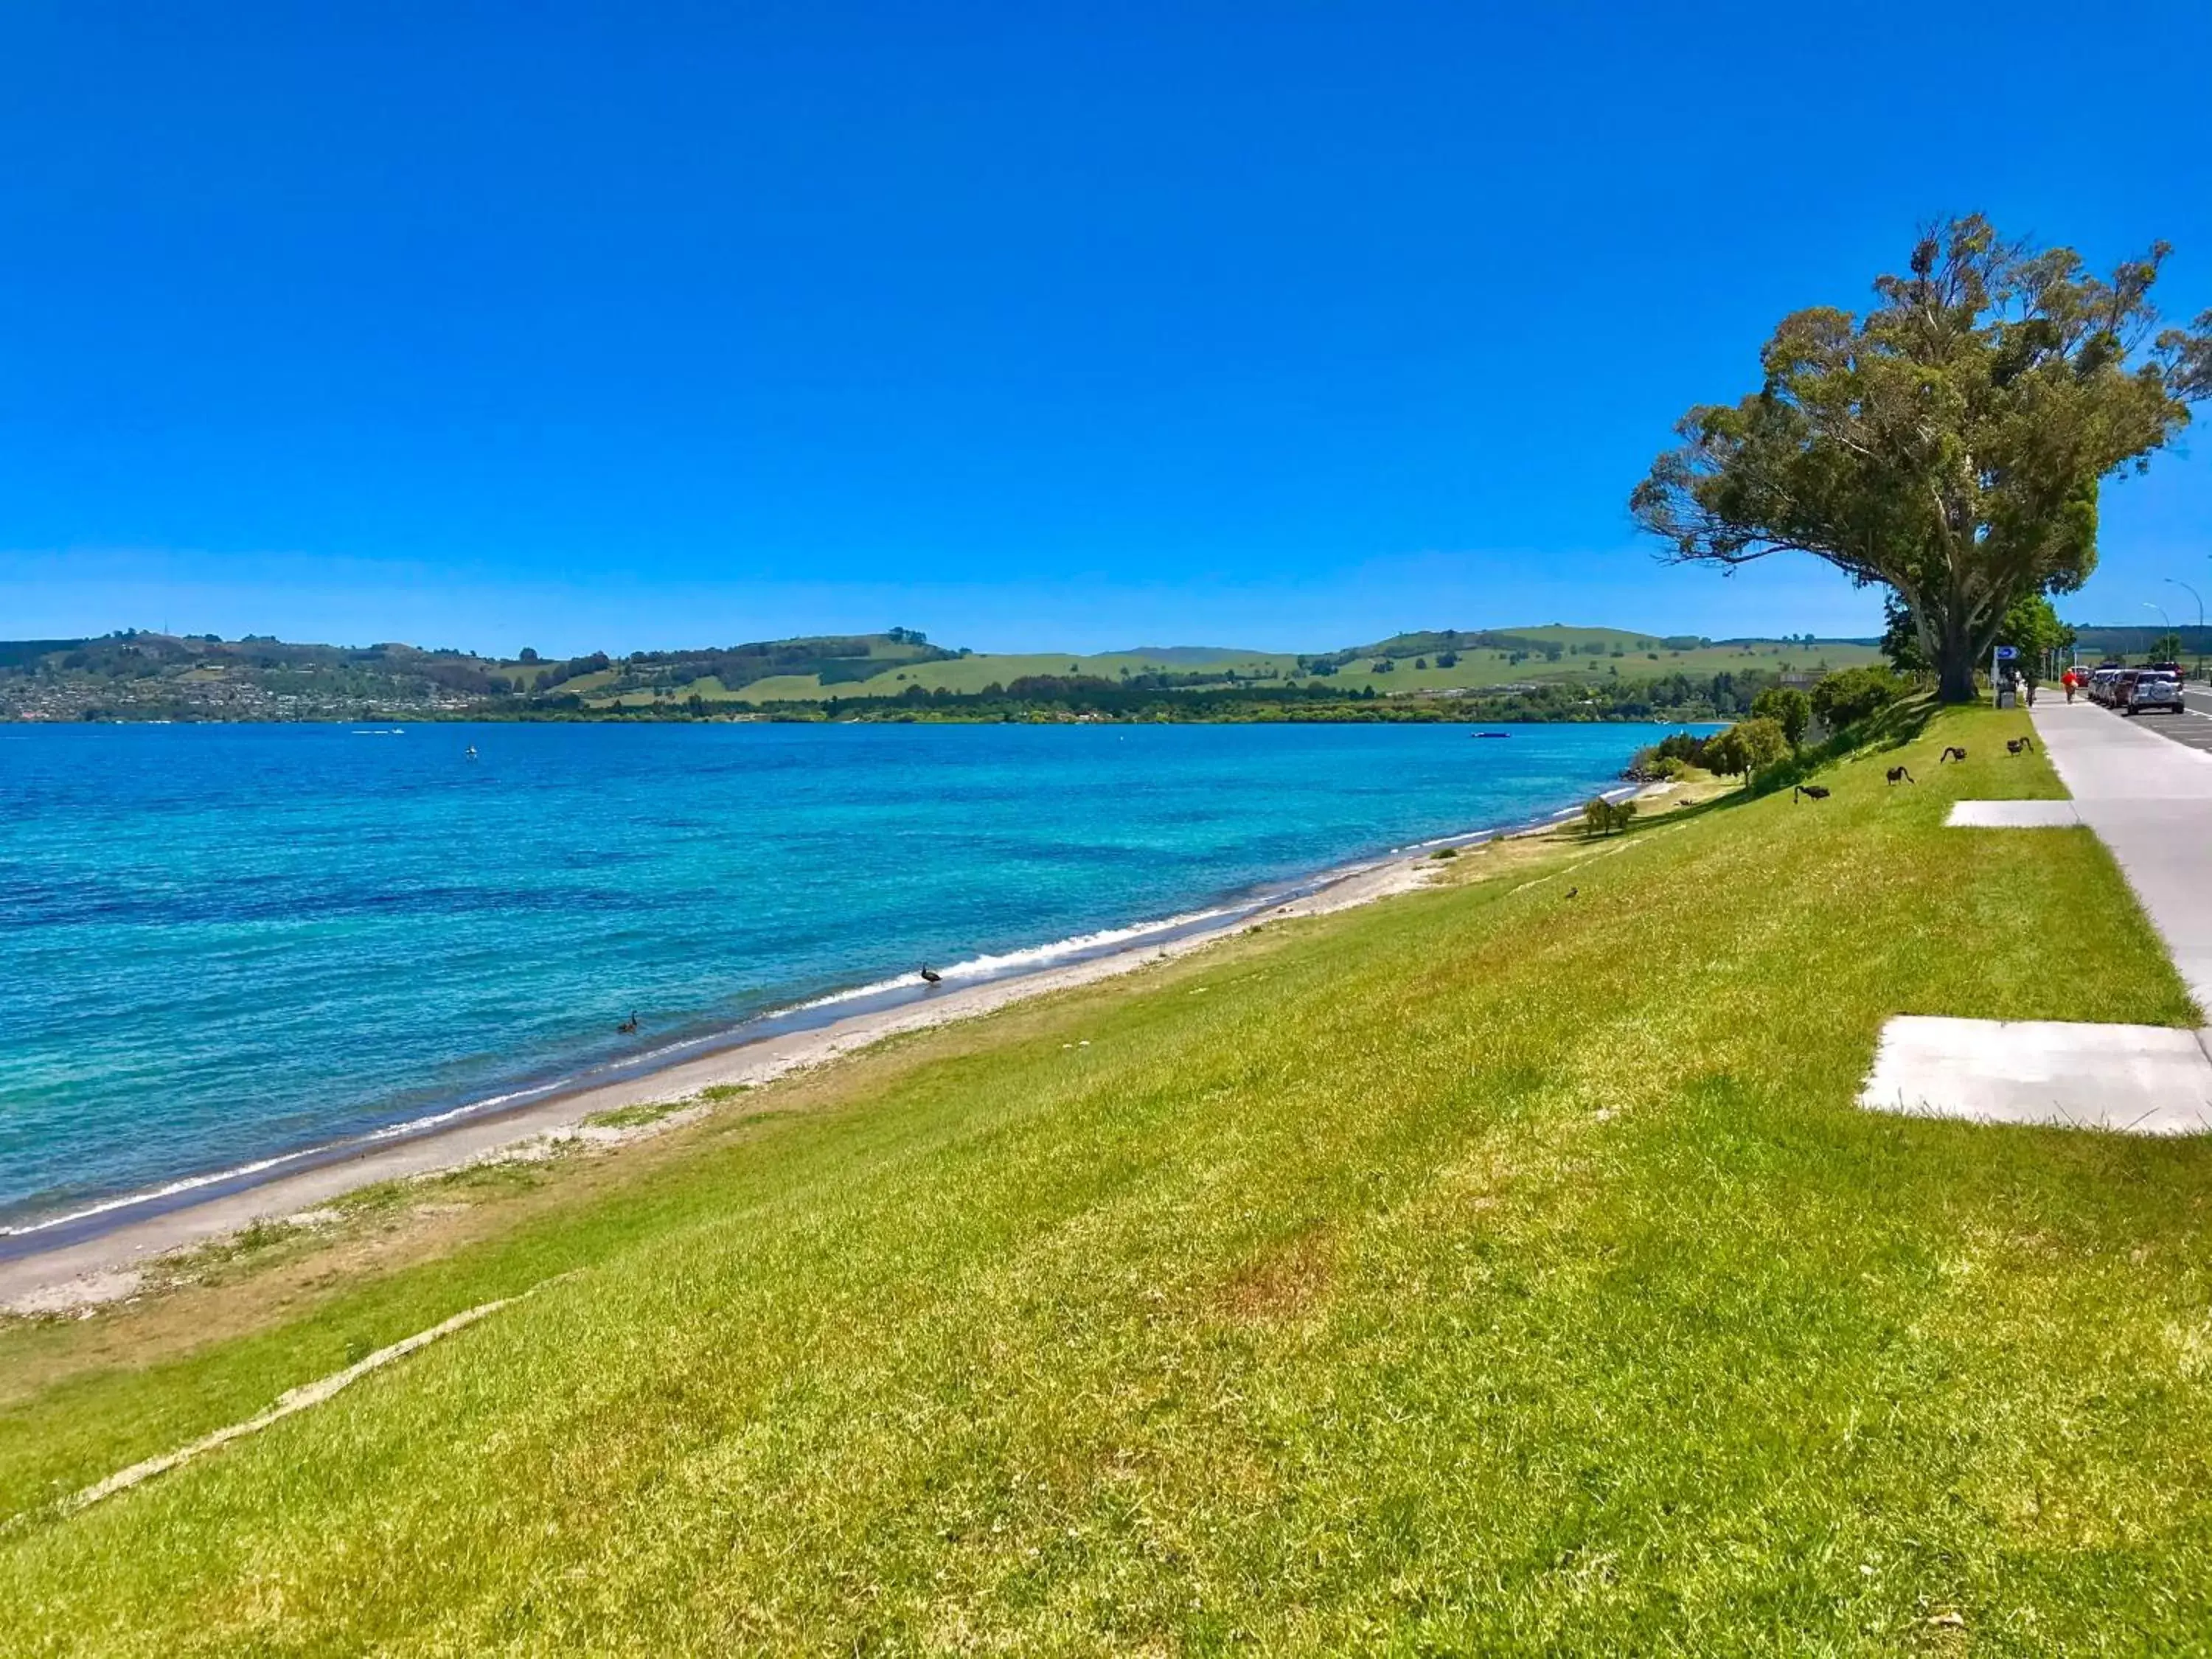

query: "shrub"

left=1625, top=748, right=1690, bottom=782
left=1582, top=796, right=1639, bottom=836
left=1811, top=666, right=1904, bottom=730
left=1737, top=717, right=1790, bottom=774
left=1703, top=728, right=1744, bottom=777
left=1751, top=685, right=1812, bottom=747
left=1703, top=717, right=1790, bottom=781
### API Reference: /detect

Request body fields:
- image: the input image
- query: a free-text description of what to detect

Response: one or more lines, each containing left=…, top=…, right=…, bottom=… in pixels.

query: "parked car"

left=2090, top=667, right=2124, bottom=706
left=2125, top=670, right=2185, bottom=717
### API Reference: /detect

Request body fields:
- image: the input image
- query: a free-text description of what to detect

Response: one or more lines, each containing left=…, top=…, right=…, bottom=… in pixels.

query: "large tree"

left=1877, top=593, right=1928, bottom=675
left=1632, top=218, right=2211, bottom=701
left=1992, top=593, right=2074, bottom=684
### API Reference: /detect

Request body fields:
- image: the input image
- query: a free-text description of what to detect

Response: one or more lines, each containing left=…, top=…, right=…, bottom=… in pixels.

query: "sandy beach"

left=4, top=812, right=1548, bottom=1315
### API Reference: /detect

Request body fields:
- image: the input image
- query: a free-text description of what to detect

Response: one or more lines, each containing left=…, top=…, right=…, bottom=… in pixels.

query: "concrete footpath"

left=1860, top=696, right=2212, bottom=1135
left=2030, top=697, right=2212, bottom=1009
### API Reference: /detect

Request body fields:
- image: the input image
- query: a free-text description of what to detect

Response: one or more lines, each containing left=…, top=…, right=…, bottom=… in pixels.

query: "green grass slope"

left=6, top=706, right=2211, bottom=1652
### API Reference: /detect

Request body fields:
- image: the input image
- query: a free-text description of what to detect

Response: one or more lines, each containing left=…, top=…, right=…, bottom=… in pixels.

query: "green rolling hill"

left=0, top=625, right=1884, bottom=722
left=602, top=627, right=1881, bottom=708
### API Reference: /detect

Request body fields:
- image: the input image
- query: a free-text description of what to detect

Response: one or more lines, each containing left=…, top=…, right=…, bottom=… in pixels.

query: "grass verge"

left=4, top=705, right=2209, bottom=1654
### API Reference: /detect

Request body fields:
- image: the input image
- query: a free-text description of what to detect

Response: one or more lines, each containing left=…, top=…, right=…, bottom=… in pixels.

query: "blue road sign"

left=1994, top=645, right=2018, bottom=660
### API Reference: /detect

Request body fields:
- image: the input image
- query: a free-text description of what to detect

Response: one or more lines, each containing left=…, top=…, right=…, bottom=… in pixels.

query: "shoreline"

left=0, top=781, right=1675, bottom=1314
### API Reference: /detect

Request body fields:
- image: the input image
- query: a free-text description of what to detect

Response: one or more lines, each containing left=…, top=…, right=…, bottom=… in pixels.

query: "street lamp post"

left=2146, top=602, right=2174, bottom=669
left=2168, top=579, right=2205, bottom=681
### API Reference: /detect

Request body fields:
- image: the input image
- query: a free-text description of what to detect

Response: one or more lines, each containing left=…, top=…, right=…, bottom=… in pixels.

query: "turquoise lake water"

left=0, top=720, right=1693, bottom=1230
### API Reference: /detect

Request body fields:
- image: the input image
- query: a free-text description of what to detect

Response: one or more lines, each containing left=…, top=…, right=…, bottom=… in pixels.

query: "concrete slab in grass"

left=1861, top=1015, right=2212, bottom=1135
left=1947, top=800, right=2082, bottom=828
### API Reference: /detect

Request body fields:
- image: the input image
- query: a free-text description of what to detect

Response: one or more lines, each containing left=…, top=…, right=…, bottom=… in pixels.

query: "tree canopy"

left=1877, top=594, right=1927, bottom=675
left=1632, top=217, right=2211, bottom=700
left=1703, top=717, right=1790, bottom=782
left=1750, top=684, right=1811, bottom=747
left=1810, top=667, right=1903, bottom=731
left=1993, top=594, right=2074, bottom=682
left=1582, top=796, right=1638, bottom=836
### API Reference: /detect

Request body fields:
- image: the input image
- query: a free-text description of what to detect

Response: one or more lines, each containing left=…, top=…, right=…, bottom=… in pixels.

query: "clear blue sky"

left=4, top=1, right=2208, bottom=656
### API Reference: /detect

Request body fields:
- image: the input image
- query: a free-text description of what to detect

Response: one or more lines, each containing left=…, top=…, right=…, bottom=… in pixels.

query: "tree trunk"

left=1934, top=637, right=1980, bottom=703
left=1916, top=588, right=1988, bottom=704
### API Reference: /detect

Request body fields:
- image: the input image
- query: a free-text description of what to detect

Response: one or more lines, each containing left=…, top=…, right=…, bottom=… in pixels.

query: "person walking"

left=2062, top=667, right=2079, bottom=703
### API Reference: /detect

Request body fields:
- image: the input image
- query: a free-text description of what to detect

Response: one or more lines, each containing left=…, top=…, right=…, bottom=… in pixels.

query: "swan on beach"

left=919, top=964, right=942, bottom=984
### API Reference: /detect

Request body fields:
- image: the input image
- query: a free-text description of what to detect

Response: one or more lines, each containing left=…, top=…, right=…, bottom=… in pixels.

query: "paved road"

left=2129, top=680, right=2212, bottom=759
left=2031, top=697, right=2212, bottom=1011
left=2178, top=680, right=2212, bottom=750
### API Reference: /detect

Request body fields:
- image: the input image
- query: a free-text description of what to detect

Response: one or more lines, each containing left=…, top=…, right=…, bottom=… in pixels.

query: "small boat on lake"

left=1471, top=731, right=1510, bottom=739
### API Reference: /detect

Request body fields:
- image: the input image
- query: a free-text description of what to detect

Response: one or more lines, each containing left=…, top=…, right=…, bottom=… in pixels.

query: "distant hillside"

left=0, top=625, right=1884, bottom=722
left=0, top=630, right=958, bottom=721
left=2070, top=623, right=2211, bottom=660
left=1112, top=645, right=1256, bottom=665
left=0, top=634, right=521, bottom=721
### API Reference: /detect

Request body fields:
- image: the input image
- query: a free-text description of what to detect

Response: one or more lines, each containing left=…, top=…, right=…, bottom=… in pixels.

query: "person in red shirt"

left=2061, top=667, right=2080, bottom=703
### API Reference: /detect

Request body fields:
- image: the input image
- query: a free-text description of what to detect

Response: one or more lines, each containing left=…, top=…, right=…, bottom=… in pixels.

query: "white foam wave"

left=0, top=1085, right=563, bottom=1239
left=1, top=1146, right=327, bottom=1237
left=780, top=904, right=1245, bottom=1015
left=358, top=1086, right=545, bottom=1142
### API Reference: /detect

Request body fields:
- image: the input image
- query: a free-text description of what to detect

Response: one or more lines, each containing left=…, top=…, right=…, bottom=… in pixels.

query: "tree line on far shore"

left=509, top=665, right=1809, bottom=726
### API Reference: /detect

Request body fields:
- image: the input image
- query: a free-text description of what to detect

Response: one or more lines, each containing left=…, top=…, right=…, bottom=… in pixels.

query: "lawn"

left=5, top=704, right=2211, bottom=1654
